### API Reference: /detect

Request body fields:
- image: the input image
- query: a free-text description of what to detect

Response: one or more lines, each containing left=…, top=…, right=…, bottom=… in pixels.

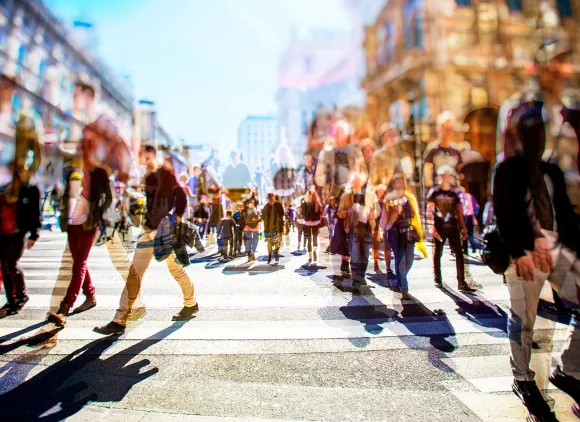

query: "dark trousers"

left=222, top=237, right=233, bottom=256
left=62, top=225, right=97, bottom=307
left=303, top=225, right=319, bottom=252
left=433, top=223, right=465, bottom=285
left=234, top=231, right=242, bottom=253
left=351, top=227, right=371, bottom=282
left=0, top=233, right=26, bottom=304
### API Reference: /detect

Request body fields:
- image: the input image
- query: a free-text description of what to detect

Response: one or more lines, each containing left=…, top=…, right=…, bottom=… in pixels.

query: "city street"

left=0, top=230, right=576, bottom=421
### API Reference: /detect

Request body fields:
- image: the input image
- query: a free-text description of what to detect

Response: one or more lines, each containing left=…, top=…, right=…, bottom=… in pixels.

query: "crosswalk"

left=0, top=230, right=577, bottom=421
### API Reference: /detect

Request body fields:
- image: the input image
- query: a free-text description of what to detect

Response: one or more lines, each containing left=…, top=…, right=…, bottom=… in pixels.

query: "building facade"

left=237, top=115, right=279, bottom=173
left=363, top=0, right=580, bottom=169
left=0, top=0, right=134, bottom=192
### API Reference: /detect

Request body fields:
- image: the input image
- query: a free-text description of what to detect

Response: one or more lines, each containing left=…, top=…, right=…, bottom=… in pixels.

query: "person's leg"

left=166, top=251, right=196, bottom=307
left=244, top=232, right=251, bottom=256
left=312, top=229, right=318, bottom=261
left=350, top=228, right=367, bottom=283
left=5, top=234, right=26, bottom=303
left=449, top=231, right=466, bottom=286
left=0, top=236, right=16, bottom=308
left=267, top=240, right=273, bottom=261
left=297, top=226, right=303, bottom=248
left=112, top=230, right=155, bottom=325
left=433, top=235, right=445, bottom=284
left=61, top=226, right=97, bottom=308
left=251, top=232, right=259, bottom=254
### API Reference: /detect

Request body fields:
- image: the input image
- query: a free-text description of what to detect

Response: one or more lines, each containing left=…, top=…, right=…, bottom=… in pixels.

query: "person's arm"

left=172, top=177, right=187, bottom=223
left=407, top=192, right=424, bottom=240
left=454, top=198, right=467, bottom=241
left=28, top=186, right=41, bottom=245
left=423, top=149, right=435, bottom=188
left=314, top=150, right=328, bottom=187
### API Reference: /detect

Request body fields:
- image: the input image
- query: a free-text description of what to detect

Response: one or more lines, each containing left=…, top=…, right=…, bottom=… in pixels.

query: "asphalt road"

left=0, top=229, right=576, bottom=421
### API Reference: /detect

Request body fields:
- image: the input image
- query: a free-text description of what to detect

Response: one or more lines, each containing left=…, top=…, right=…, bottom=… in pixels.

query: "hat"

left=436, top=111, right=456, bottom=130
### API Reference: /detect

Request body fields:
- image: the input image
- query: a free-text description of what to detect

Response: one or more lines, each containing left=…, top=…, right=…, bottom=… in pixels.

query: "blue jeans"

left=244, top=231, right=259, bottom=254
left=351, top=227, right=371, bottom=282
left=393, top=235, right=415, bottom=292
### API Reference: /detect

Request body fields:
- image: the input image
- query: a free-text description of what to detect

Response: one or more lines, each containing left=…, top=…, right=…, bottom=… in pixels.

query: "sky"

left=45, top=0, right=352, bottom=162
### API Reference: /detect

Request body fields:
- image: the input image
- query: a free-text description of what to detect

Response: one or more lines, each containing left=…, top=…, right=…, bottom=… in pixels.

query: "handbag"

left=407, top=225, right=420, bottom=243
left=481, top=226, right=510, bottom=275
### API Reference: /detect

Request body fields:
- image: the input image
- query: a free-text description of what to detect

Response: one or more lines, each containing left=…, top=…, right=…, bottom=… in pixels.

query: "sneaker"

left=512, top=380, right=558, bottom=421
left=72, top=296, right=97, bottom=314
left=549, top=365, right=580, bottom=405
left=458, top=283, right=476, bottom=293
left=267, top=256, right=272, bottom=264
left=468, top=280, right=483, bottom=289
left=434, top=278, right=443, bottom=288
left=401, top=291, right=412, bottom=300
left=0, top=302, right=18, bottom=318
left=94, top=321, right=126, bottom=336
left=172, top=304, right=199, bottom=321
left=392, top=286, right=401, bottom=294
left=16, top=295, right=30, bottom=310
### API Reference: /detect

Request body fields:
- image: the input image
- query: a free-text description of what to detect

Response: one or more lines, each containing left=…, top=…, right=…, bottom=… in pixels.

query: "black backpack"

left=481, top=226, right=510, bottom=275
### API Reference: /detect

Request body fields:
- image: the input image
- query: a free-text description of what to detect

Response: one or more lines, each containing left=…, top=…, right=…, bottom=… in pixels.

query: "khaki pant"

left=505, top=231, right=580, bottom=383
left=113, top=229, right=196, bottom=325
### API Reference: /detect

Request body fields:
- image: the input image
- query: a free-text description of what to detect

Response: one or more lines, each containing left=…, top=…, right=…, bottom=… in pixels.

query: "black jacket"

left=8, top=185, right=41, bottom=241
left=262, top=202, right=285, bottom=232
left=144, top=168, right=187, bottom=230
left=493, top=156, right=580, bottom=259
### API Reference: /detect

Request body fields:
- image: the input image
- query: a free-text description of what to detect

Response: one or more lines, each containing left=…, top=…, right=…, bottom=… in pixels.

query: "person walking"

left=323, top=195, right=338, bottom=254
left=94, top=145, right=199, bottom=336
left=242, top=199, right=261, bottom=263
left=380, top=174, right=423, bottom=299
left=262, top=193, right=285, bottom=264
left=301, top=187, right=322, bottom=264
left=427, top=165, right=474, bottom=293
left=370, top=185, right=387, bottom=271
left=0, top=172, right=41, bottom=317
left=217, top=210, right=235, bottom=260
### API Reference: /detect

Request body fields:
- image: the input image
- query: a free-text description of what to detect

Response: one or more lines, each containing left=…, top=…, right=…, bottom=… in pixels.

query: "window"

left=557, top=0, right=573, bottom=17
left=16, top=45, right=26, bottom=75
left=507, top=0, right=523, bottom=12
left=456, top=0, right=471, bottom=6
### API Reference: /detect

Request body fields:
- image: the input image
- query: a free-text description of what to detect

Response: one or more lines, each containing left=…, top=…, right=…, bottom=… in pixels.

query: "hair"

left=436, top=111, right=456, bottom=130
left=388, top=173, right=407, bottom=191
left=226, top=210, right=232, bottom=217
left=142, top=144, right=156, bottom=154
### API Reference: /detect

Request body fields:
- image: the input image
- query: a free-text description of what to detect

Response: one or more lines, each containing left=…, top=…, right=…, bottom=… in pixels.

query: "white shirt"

left=70, top=193, right=89, bottom=226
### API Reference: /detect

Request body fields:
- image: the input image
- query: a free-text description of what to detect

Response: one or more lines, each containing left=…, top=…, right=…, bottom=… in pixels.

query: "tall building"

left=363, top=0, right=580, bottom=167
left=0, top=0, right=134, bottom=191
left=237, top=115, right=279, bottom=172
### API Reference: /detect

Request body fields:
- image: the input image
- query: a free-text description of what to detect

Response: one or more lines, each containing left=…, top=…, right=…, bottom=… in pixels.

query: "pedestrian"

left=288, top=204, right=295, bottom=232
left=47, top=143, right=113, bottom=327
left=94, top=145, right=199, bottom=336
left=262, top=193, right=285, bottom=264
left=0, top=168, right=41, bottom=318
left=193, top=195, right=211, bottom=240
left=242, top=199, right=261, bottom=263
left=323, top=195, right=338, bottom=253
left=217, top=210, right=235, bottom=260
left=232, top=202, right=243, bottom=256
left=427, top=165, right=474, bottom=293
left=380, top=174, right=423, bottom=299
left=370, top=185, right=387, bottom=271
left=295, top=196, right=305, bottom=251
left=460, top=186, right=480, bottom=254
left=301, top=187, right=322, bottom=264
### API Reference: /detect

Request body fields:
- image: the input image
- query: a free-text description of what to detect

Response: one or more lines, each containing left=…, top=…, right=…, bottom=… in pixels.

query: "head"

left=375, top=184, right=387, bottom=199
left=267, top=192, right=276, bottom=203
left=437, top=164, right=456, bottom=186
left=140, top=144, right=157, bottom=169
left=179, top=173, right=188, bottom=185
left=328, top=195, right=336, bottom=207
left=334, top=120, right=351, bottom=148
left=192, top=165, right=201, bottom=177
left=535, top=52, right=573, bottom=97
left=359, top=138, right=376, bottom=164
left=504, top=100, right=546, bottom=164
left=226, top=210, right=232, bottom=218
left=304, top=154, right=314, bottom=168
left=349, top=171, right=366, bottom=191
left=231, top=149, right=241, bottom=164
left=436, top=111, right=457, bottom=137
left=379, top=122, right=400, bottom=148
left=389, top=174, right=406, bottom=193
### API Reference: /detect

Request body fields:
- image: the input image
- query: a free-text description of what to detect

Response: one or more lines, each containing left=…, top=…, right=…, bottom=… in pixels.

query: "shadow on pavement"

left=0, top=322, right=183, bottom=421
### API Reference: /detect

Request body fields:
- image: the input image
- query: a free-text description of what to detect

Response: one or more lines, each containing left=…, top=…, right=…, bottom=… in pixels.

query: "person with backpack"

left=94, top=145, right=199, bottom=336
left=242, top=199, right=261, bottom=262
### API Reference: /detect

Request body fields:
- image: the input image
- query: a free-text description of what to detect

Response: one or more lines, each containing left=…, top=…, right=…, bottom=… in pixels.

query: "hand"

left=461, top=229, right=467, bottom=241
left=26, top=239, right=36, bottom=249
left=378, top=231, right=383, bottom=242
left=532, top=237, right=554, bottom=273
left=431, top=228, right=441, bottom=241
left=514, top=255, right=536, bottom=281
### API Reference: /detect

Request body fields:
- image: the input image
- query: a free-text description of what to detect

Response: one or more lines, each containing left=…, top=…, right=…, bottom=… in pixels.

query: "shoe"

left=297, top=243, right=301, bottom=250
left=401, top=291, right=412, bottom=300
left=267, top=255, right=272, bottom=264
left=16, top=295, right=30, bottom=310
left=512, top=380, right=558, bottom=422
left=467, top=280, right=483, bottom=289
left=94, top=321, right=126, bottom=336
left=434, top=279, right=443, bottom=288
left=343, top=262, right=351, bottom=276
left=550, top=365, right=580, bottom=405
left=373, top=260, right=379, bottom=271
left=458, top=283, right=476, bottom=293
left=46, top=303, right=71, bottom=327
left=172, top=303, right=199, bottom=321
left=313, top=250, right=317, bottom=263
left=0, top=302, right=18, bottom=318
left=392, top=285, right=401, bottom=293
left=386, top=270, right=396, bottom=280
left=72, top=296, right=97, bottom=314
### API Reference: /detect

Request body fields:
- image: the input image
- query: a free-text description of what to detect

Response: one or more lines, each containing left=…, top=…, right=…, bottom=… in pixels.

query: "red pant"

left=62, top=225, right=97, bottom=307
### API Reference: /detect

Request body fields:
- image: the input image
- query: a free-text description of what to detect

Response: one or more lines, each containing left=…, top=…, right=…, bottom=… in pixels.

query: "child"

left=217, top=210, right=235, bottom=259
left=232, top=203, right=243, bottom=256
left=323, top=196, right=338, bottom=253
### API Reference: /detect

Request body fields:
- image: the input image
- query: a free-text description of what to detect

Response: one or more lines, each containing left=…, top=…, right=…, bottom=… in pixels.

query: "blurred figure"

left=295, top=154, right=315, bottom=197
left=380, top=174, right=423, bottom=299
left=370, top=184, right=387, bottom=272
left=217, top=210, right=235, bottom=260
left=232, top=202, right=243, bottom=256
left=242, top=198, right=261, bottom=262
left=223, top=149, right=252, bottom=190
left=294, top=196, right=305, bottom=251
left=427, top=165, right=473, bottom=293
left=369, top=122, right=412, bottom=188
left=193, top=194, right=211, bottom=239
left=323, top=195, right=338, bottom=254
left=423, top=111, right=463, bottom=190
left=301, top=187, right=322, bottom=264
left=262, top=193, right=285, bottom=264
left=94, top=145, right=198, bottom=336
left=270, top=143, right=296, bottom=199
left=187, top=164, right=201, bottom=205
left=358, top=138, right=377, bottom=173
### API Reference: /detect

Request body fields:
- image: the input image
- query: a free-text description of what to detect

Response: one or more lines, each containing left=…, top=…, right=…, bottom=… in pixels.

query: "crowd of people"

left=0, top=12, right=579, bottom=422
